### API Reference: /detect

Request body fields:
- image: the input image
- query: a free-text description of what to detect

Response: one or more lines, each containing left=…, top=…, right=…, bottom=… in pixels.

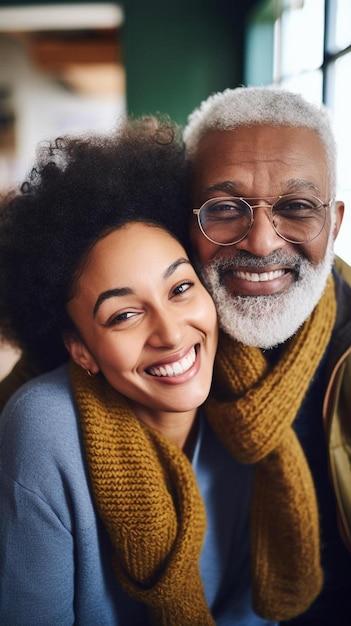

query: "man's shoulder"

left=328, top=256, right=351, bottom=371
left=334, top=255, right=351, bottom=287
left=333, top=256, right=351, bottom=321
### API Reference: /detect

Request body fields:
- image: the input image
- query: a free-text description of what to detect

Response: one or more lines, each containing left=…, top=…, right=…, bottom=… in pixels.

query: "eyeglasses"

left=193, top=194, right=333, bottom=246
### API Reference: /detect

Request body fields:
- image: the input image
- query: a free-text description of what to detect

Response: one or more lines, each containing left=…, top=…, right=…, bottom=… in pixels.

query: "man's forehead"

left=191, top=126, right=329, bottom=201
left=192, top=126, right=327, bottom=176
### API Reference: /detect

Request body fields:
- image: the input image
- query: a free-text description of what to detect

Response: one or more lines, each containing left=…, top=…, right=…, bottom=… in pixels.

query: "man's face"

left=190, top=125, right=344, bottom=347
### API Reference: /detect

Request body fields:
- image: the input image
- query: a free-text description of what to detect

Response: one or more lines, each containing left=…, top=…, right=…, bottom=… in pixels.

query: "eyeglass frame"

left=192, top=194, right=334, bottom=246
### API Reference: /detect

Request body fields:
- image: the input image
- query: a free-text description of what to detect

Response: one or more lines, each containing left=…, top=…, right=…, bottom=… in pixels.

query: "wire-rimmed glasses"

left=193, top=194, right=333, bottom=246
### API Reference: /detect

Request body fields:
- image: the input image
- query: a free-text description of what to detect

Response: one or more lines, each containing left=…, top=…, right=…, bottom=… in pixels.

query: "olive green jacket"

left=324, top=257, right=351, bottom=550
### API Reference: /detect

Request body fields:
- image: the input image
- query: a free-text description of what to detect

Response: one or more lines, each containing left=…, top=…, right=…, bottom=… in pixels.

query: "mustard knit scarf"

left=70, top=360, right=215, bottom=626
left=205, top=274, right=336, bottom=620
left=70, top=274, right=336, bottom=624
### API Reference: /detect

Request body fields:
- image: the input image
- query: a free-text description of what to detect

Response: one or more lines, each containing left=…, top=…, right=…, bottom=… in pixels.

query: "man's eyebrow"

left=202, top=178, right=322, bottom=198
left=163, top=257, right=191, bottom=279
left=93, top=287, right=133, bottom=317
left=202, top=181, right=238, bottom=197
left=284, top=178, right=322, bottom=195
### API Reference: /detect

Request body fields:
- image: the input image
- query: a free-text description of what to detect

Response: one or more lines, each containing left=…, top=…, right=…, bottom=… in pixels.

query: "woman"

left=0, top=119, right=260, bottom=625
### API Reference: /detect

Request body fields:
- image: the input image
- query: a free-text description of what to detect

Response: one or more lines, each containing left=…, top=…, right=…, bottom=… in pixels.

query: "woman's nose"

left=147, top=308, right=184, bottom=348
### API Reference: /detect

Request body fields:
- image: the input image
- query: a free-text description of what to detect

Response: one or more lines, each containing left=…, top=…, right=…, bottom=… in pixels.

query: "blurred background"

left=0, top=0, right=350, bottom=378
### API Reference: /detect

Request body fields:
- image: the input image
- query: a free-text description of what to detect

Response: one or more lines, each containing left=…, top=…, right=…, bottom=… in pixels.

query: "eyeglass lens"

left=198, top=195, right=327, bottom=245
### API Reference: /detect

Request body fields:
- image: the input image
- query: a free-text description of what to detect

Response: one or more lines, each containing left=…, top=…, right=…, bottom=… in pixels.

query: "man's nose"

left=235, top=206, right=286, bottom=257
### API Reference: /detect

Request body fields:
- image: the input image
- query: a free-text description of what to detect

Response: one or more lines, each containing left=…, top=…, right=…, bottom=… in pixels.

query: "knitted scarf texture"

left=71, top=360, right=215, bottom=626
left=205, top=274, right=336, bottom=620
left=70, top=274, right=336, bottom=624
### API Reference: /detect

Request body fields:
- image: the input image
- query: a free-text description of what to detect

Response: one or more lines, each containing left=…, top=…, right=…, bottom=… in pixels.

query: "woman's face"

left=65, top=222, right=218, bottom=421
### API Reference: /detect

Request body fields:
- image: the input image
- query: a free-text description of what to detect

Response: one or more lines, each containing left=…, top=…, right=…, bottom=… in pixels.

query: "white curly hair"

left=183, top=86, right=337, bottom=195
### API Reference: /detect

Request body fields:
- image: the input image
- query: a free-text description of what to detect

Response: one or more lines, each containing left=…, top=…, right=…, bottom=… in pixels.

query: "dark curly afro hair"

left=0, top=116, right=192, bottom=371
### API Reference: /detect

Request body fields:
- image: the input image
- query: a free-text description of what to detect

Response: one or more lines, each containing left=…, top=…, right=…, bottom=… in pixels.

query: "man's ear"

left=333, top=201, right=344, bottom=240
left=63, top=331, right=99, bottom=375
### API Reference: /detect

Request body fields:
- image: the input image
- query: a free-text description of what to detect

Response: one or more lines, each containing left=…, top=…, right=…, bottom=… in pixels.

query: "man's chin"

left=216, top=292, right=306, bottom=348
left=205, top=262, right=332, bottom=349
left=198, top=234, right=335, bottom=349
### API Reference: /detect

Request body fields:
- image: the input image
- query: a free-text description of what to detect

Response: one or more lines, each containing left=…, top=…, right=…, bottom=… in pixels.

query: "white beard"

left=199, top=233, right=335, bottom=349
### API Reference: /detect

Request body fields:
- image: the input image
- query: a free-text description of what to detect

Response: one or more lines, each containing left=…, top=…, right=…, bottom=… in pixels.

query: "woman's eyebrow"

left=93, top=258, right=191, bottom=317
left=163, top=257, right=191, bottom=280
left=93, top=287, right=133, bottom=317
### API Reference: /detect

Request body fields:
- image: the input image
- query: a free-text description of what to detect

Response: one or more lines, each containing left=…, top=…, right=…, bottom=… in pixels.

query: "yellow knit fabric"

left=70, top=274, right=336, bottom=624
left=204, top=274, right=337, bottom=620
left=71, top=361, right=215, bottom=626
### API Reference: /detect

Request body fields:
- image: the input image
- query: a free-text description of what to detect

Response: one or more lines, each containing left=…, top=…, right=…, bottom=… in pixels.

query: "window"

left=245, top=0, right=351, bottom=264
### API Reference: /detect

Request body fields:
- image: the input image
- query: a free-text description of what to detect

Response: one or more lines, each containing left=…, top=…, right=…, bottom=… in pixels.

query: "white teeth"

left=148, top=346, right=196, bottom=377
left=234, top=269, right=285, bottom=282
left=172, top=361, right=182, bottom=375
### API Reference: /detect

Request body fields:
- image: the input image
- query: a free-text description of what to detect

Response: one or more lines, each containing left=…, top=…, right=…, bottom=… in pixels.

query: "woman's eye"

left=106, top=311, right=138, bottom=326
left=172, top=281, right=194, bottom=296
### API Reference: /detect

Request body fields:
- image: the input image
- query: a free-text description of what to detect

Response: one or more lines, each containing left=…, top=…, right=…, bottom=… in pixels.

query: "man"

left=184, top=86, right=351, bottom=625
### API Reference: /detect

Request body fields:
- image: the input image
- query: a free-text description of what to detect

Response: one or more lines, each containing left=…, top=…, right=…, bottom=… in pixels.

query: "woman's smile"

left=66, top=222, right=218, bottom=427
left=146, top=345, right=197, bottom=378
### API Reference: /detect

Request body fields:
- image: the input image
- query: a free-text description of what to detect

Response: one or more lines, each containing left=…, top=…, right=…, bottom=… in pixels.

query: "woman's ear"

left=63, top=331, right=100, bottom=375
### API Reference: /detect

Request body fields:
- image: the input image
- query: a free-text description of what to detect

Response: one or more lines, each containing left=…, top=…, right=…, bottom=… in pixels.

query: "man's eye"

left=278, top=199, right=315, bottom=213
left=207, top=203, right=246, bottom=219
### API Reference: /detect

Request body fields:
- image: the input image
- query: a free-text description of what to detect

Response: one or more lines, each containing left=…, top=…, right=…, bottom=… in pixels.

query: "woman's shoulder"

left=1, top=362, right=75, bottom=421
left=0, top=352, right=43, bottom=413
left=0, top=363, right=83, bottom=486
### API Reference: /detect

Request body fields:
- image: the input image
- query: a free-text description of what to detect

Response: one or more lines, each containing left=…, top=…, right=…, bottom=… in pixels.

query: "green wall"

left=123, top=0, right=243, bottom=124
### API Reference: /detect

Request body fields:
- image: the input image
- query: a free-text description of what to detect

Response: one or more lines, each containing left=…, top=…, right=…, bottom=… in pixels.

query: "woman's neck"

left=129, top=405, right=199, bottom=456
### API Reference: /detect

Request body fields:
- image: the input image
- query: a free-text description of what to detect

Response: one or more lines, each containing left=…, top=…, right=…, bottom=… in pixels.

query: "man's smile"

left=218, top=263, right=298, bottom=297
left=231, top=269, right=286, bottom=283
